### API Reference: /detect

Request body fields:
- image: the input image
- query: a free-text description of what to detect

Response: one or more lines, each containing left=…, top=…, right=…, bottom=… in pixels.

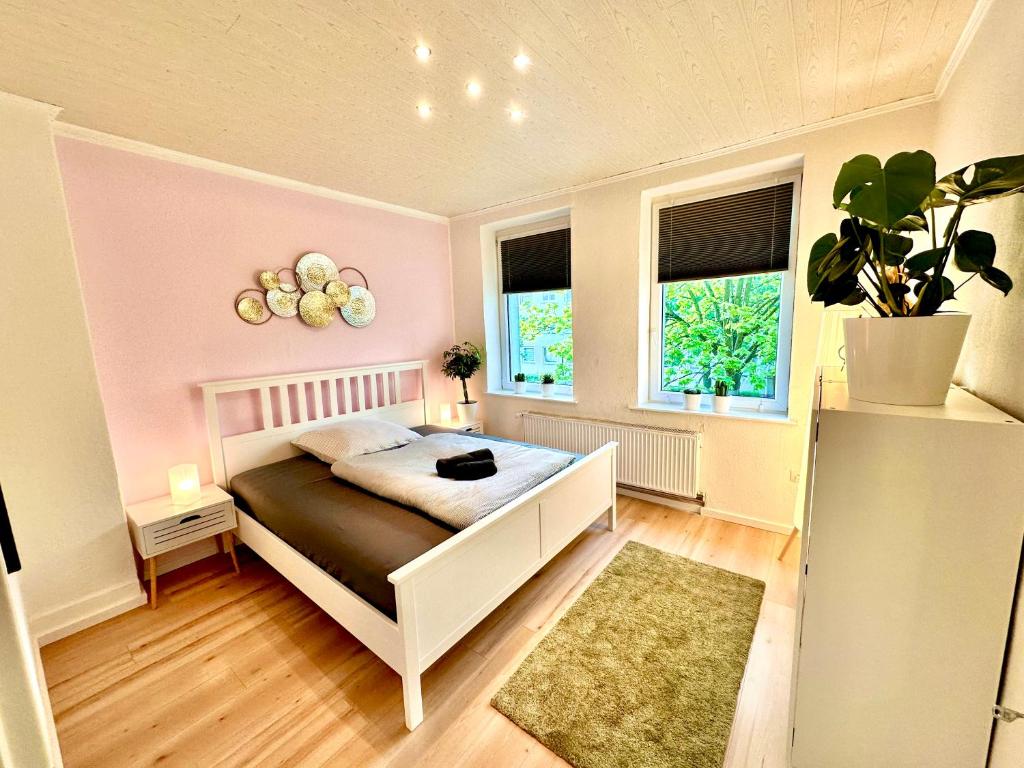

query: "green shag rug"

left=491, top=541, right=765, bottom=768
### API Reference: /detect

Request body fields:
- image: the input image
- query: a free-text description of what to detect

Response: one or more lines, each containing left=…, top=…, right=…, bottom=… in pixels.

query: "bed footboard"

left=388, top=441, right=617, bottom=729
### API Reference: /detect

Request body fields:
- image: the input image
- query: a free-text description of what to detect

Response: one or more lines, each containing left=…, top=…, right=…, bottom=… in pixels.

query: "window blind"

left=500, top=227, right=571, bottom=294
left=657, top=182, right=794, bottom=283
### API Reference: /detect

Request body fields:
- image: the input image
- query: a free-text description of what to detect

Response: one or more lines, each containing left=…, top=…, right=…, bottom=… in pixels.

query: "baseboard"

left=617, top=487, right=703, bottom=513
left=32, top=578, right=146, bottom=646
left=702, top=506, right=793, bottom=535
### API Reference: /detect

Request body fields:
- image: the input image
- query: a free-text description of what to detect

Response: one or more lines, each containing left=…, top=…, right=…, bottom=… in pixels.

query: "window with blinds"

left=500, top=227, right=571, bottom=294
left=647, top=173, right=799, bottom=412
left=657, top=182, right=794, bottom=283
left=497, top=222, right=574, bottom=391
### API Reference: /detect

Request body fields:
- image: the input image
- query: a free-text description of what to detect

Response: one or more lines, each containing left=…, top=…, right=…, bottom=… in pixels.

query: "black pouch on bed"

left=435, top=448, right=495, bottom=478
left=449, top=460, right=497, bottom=481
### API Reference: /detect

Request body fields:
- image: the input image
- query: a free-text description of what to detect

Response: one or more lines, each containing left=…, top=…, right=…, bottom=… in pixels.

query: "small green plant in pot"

left=683, top=385, right=703, bottom=411
left=513, top=372, right=527, bottom=394
left=809, top=150, right=1023, bottom=405
left=442, top=342, right=483, bottom=422
left=540, top=373, right=556, bottom=397
left=712, top=380, right=731, bottom=414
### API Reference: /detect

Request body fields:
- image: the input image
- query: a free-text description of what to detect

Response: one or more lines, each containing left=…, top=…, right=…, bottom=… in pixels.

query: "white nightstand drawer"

left=142, top=501, right=235, bottom=556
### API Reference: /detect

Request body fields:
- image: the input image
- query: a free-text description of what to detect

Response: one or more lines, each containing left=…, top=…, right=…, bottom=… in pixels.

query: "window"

left=498, top=220, right=573, bottom=393
left=649, top=175, right=798, bottom=412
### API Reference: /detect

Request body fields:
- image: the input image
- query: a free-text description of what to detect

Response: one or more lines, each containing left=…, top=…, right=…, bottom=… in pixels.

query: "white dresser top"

left=820, top=372, right=1021, bottom=426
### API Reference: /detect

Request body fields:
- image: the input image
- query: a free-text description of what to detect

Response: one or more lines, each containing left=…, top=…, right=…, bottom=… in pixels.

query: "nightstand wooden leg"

left=223, top=531, right=240, bottom=574
left=148, top=558, right=158, bottom=609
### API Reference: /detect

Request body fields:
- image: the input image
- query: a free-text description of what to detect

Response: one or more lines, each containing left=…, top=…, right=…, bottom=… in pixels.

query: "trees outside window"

left=661, top=274, right=781, bottom=398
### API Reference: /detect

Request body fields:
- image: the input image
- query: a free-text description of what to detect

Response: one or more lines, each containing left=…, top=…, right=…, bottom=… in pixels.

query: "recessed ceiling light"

left=466, top=80, right=482, bottom=97
left=512, top=53, right=531, bottom=71
left=509, top=107, right=525, bottom=123
left=417, top=103, right=432, bottom=119
left=414, top=44, right=431, bottom=61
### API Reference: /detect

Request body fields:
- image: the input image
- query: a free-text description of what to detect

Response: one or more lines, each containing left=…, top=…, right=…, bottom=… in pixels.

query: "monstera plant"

left=809, top=151, right=1023, bottom=315
left=809, top=151, right=1024, bottom=405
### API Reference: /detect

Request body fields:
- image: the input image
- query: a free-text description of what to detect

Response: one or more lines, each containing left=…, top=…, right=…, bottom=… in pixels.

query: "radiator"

left=522, top=413, right=702, bottom=500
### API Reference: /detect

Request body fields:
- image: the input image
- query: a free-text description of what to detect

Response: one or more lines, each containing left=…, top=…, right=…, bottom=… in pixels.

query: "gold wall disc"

left=235, top=291, right=270, bottom=324
left=298, top=290, right=335, bottom=327
left=324, top=280, right=351, bottom=308
left=258, top=270, right=280, bottom=290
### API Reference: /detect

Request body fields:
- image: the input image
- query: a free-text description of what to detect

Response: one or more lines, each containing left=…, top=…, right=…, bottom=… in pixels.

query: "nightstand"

left=126, top=485, right=239, bottom=608
left=436, top=420, right=484, bottom=434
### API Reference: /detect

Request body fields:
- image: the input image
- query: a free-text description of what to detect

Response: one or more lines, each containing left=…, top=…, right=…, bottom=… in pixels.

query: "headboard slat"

left=296, top=383, right=308, bottom=423
left=312, top=380, right=325, bottom=420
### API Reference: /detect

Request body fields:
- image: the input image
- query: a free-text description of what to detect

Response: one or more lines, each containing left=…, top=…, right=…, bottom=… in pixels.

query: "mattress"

left=229, top=425, right=556, bottom=620
left=231, top=429, right=462, bottom=620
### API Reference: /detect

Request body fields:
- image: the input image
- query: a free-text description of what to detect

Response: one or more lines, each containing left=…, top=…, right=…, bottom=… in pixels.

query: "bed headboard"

left=199, top=360, right=428, bottom=488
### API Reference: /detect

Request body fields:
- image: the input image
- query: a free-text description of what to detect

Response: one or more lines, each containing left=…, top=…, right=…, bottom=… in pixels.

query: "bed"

left=200, top=361, right=617, bottom=730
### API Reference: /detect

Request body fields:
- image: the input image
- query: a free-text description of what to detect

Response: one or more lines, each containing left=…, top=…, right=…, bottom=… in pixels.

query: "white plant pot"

left=684, top=393, right=703, bottom=411
left=843, top=315, right=971, bottom=406
left=541, top=383, right=555, bottom=397
left=455, top=401, right=479, bottom=422
left=514, top=380, right=527, bottom=394
left=712, top=395, right=731, bottom=414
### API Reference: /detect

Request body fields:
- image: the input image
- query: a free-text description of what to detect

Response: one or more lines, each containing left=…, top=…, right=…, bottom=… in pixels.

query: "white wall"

left=449, top=102, right=937, bottom=531
left=936, top=0, right=1024, bottom=419
left=0, top=93, right=144, bottom=644
left=932, top=2, right=1024, bottom=763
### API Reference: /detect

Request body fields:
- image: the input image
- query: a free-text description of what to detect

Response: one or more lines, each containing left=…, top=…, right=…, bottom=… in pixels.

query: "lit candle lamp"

left=439, top=403, right=453, bottom=424
left=168, top=464, right=201, bottom=506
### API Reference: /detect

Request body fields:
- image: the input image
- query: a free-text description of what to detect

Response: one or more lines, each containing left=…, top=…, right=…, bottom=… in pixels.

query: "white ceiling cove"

left=0, top=1, right=977, bottom=216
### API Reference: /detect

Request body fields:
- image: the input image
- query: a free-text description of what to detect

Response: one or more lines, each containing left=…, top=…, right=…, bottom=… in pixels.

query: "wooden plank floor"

left=41, top=495, right=799, bottom=768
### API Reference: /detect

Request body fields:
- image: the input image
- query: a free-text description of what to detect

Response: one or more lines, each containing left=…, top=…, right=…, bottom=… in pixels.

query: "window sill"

left=630, top=401, right=796, bottom=424
left=486, top=390, right=577, bottom=404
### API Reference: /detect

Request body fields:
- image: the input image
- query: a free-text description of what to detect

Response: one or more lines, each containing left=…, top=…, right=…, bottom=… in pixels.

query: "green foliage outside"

left=518, top=296, right=573, bottom=385
left=661, top=275, right=781, bottom=397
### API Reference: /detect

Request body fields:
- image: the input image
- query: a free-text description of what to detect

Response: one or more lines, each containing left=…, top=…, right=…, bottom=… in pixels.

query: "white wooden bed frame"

left=199, top=360, right=617, bottom=730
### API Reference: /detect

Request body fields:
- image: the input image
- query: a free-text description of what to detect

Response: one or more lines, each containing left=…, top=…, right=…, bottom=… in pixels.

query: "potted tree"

left=713, top=380, right=731, bottom=414
left=540, top=374, right=556, bottom=397
left=442, top=342, right=483, bottom=422
left=809, top=151, right=1022, bottom=405
left=513, top=372, right=527, bottom=394
left=683, top=386, right=703, bottom=411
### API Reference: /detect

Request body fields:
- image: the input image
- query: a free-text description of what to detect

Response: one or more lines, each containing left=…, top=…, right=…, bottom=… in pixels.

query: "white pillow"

left=292, top=420, right=421, bottom=464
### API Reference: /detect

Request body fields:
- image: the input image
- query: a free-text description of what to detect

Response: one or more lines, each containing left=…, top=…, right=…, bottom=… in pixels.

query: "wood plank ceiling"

left=0, top=0, right=976, bottom=216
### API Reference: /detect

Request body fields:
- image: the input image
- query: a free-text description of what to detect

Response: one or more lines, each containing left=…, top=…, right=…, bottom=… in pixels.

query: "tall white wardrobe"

left=790, top=371, right=1024, bottom=767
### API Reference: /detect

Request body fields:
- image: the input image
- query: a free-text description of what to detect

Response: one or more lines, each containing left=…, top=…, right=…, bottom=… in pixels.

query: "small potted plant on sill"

left=809, top=150, right=1023, bottom=405
left=441, top=341, right=483, bottom=422
left=713, top=380, right=731, bottom=414
left=541, top=374, right=556, bottom=397
left=513, top=372, right=527, bottom=394
left=683, top=386, right=703, bottom=411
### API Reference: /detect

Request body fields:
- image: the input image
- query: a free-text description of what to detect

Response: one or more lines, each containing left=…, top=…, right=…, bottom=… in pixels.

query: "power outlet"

left=789, top=469, right=801, bottom=483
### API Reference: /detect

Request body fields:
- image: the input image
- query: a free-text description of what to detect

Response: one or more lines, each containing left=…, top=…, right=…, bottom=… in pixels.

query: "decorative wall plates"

left=298, top=290, right=335, bottom=328
left=235, top=254, right=374, bottom=330
left=295, top=252, right=339, bottom=293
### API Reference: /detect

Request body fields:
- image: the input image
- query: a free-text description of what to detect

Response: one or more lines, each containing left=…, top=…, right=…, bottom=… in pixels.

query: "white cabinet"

left=790, top=373, right=1024, bottom=767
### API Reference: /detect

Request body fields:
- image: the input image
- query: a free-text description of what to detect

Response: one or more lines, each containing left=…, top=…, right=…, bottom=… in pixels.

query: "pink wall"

left=56, top=138, right=454, bottom=503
